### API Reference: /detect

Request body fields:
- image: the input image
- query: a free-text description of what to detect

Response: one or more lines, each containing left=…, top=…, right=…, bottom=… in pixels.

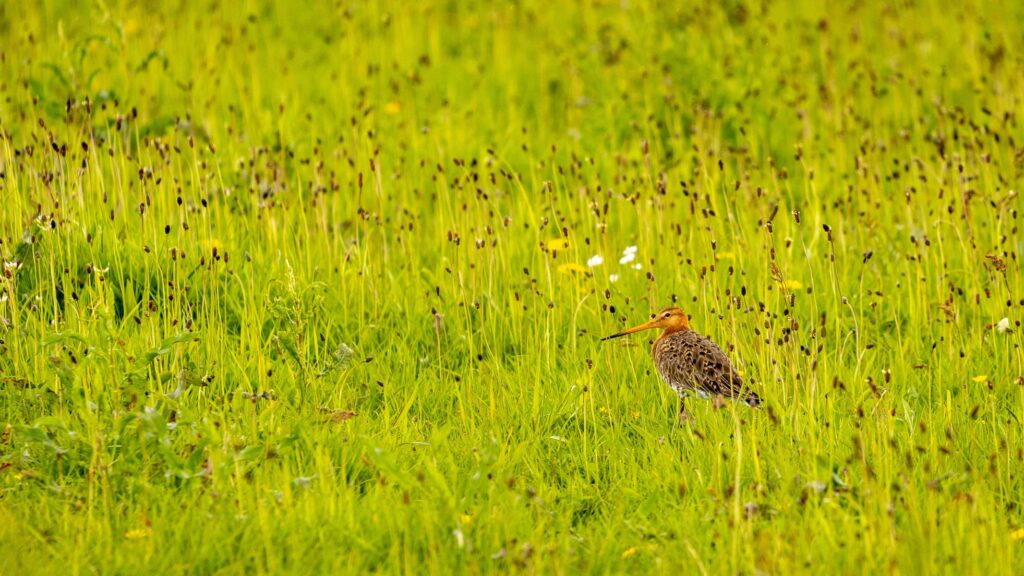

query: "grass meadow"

left=1, top=0, right=1023, bottom=573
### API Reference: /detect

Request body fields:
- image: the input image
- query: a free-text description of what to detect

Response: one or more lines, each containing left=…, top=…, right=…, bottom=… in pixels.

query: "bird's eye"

left=663, top=313, right=671, bottom=318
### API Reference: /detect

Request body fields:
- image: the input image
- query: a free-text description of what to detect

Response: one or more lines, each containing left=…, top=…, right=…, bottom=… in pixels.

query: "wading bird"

left=602, top=307, right=760, bottom=422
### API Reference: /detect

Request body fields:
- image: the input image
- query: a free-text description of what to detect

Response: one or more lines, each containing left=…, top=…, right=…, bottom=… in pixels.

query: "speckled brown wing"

left=652, top=330, right=760, bottom=406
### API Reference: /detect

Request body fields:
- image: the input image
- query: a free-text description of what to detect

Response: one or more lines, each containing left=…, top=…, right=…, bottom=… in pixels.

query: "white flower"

left=631, top=263, right=643, bottom=270
left=624, top=245, right=637, bottom=254
left=3, top=260, right=21, bottom=271
left=619, top=252, right=635, bottom=265
left=609, top=274, right=619, bottom=283
left=996, top=318, right=1011, bottom=333
left=587, top=254, right=604, bottom=267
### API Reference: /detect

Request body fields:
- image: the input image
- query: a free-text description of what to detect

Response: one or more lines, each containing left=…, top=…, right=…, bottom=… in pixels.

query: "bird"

left=601, top=306, right=760, bottom=422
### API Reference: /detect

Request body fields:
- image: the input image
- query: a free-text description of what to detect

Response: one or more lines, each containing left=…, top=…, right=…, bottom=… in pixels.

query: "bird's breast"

left=651, top=331, right=690, bottom=382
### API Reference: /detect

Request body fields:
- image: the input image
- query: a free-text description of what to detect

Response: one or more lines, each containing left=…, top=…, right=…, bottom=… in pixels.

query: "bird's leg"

left=712, top=394, right=727, bottom=410
left=678, top=398, right=692, bottom=425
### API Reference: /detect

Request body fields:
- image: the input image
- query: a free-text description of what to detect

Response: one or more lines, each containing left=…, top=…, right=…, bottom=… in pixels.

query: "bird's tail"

left=744, top=391, right=761, bottom=408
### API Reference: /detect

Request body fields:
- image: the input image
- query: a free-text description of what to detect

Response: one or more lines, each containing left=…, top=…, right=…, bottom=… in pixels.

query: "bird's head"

left=601, top=307, right=690, bottom=341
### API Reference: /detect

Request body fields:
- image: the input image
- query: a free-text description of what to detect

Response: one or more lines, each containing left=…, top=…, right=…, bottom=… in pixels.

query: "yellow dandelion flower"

left=781, top=279, right=803, bottom=290
left=124, top=528, right=151, bottom=540
left=384, top=102, right=401, bottom=114
left=460, top=514, right=473, bottom=525
left=547, top=238, right=570, bottom=251
left=715, top=252, right=736, bottom=260
left=622, top=547, right=639, bottom=558
left=1011, top=527, right=1024, bottom=540
left=557, top=263, right=587, bottom=274
left=972, top=375, right=988, bottom=383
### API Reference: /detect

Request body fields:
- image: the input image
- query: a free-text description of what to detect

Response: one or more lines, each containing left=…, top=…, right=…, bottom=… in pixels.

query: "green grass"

left=1, top=0, right=1023, bottom=573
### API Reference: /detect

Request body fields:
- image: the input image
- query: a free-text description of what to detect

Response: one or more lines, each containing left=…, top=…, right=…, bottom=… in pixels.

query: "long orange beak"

left=601, top=319, right=659, bottom=341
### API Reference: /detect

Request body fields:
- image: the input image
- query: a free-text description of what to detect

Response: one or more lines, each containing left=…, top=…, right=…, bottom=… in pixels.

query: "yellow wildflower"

left=557, top=263, right=586, bottom=274
left=124, top=528, right=151, bottom=540
left=547, top=238, right=570, bottom=251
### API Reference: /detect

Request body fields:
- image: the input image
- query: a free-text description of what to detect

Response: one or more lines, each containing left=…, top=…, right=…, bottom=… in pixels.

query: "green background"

left=1, top=0, right=1022, bottom=573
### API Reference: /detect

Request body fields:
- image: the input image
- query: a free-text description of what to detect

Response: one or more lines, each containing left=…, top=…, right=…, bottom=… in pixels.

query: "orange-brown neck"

left=656, top=322, right=689, bottom=341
